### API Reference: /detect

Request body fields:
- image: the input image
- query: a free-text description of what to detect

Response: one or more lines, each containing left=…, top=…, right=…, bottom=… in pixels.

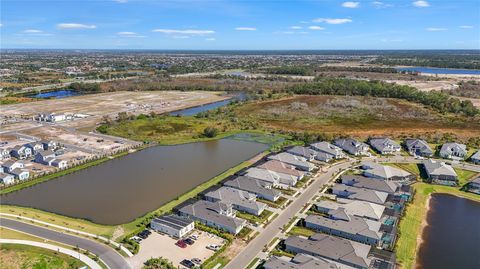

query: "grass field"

left=0, top=243, right=86, bottom=269
left=395, top=182, right=480, bottom=269
left=236, top=210, right=273, bottom=225
left=288, top=226, right=316, bottom=237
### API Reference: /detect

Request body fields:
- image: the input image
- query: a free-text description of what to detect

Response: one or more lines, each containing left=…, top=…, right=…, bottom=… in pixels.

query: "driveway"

left=0, top=218, right=131, bottom=269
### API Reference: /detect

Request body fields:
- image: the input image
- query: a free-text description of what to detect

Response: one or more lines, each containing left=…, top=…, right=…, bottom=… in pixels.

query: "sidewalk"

left=0, top=239, right=102, bottom=269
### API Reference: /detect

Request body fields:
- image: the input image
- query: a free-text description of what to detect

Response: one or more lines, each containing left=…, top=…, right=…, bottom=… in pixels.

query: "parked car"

left=180, top=259, right=195, bottom=268
left=189, top=234, right=199, bottom=240
left=184, top=238, right=195, bottom=245
left=191, top=258, right=202, bottom=265
left=176, top=240, right=187, bottom=248
left=206, top=244, right=221, bottom=251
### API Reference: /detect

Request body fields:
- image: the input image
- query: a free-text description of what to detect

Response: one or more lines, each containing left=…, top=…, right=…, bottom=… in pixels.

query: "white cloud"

left=57, top=23, right=96, bottom=29
left=117, top=31, right=145, bottom=38
left=426, top=27, right=447, bottom=31
left=372, top=1, right=393, bottom=8
left=152, top=29, right=215, bottom=35
left=0, top=23, right=3, bottom=27
left=23, top=29, right=43, bottom=33
left=413, top=1, right=430, bottom=7
left=313, top=18, right=352, bottom=24
left=342, top=2, right=359, bottom=8
left=235, top=27, right=257, bottom=31
left=459, top=25, right=473, bottom=29
left=309, top=26, right=325, bottom=30
left=290, top=26, right=302, bottom=30
left=205, top=38, right=216, bottom=41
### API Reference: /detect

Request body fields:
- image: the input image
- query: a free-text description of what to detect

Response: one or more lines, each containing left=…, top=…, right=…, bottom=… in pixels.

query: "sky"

left=1, top=0, right=479, bottom=50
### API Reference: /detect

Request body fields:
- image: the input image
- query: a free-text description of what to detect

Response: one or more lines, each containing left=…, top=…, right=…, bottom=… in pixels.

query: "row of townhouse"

left=0, top=160, right=30, bottom=185
left=1, top=140, right=58, bottom=160
left=176, top=149, right=317, bottom=235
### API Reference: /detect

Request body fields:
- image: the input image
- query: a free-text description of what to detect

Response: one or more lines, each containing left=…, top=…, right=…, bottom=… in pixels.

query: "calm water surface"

left=397, top=67, right=480, bottom=75
left=30, top=89, right=79, bottom=99
left=1, top=139, right=267, bottom=224
left=170, top=93, right=247, bottom=116
left=416, top=194, right=480, bottom=269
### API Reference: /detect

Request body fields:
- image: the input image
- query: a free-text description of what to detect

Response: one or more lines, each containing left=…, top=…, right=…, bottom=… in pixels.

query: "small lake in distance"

left=396, top=67, right=480, bottom=75
left=29, top=89, right=80, bottom=99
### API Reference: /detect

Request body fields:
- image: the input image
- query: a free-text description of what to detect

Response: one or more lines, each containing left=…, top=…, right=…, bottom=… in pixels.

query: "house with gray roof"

left=404, top=139, right=433, bottom=157
left=439, top=143, right=467, bottom=160
left=368, top=138, right=401, bottom=155
left=341, top=175, right=400, bottom=194
left=305, top=214, right=383, bottom=247
left=205, top=186, right=266, bottom=216
left=361, top=162, right=413, bottom=182
left=41, top=140, right=59, bottom=151
left=0, top=148, right=11, bottom=160
left=224, top=176, right=281, bottom=202
left=466, top=177, right=480, bottom=194
left=10, top=168, right=29, bottom=180
left=10, top=145, right=32, bottom=159
left=287, top=146, right=317, bottom=161
left=258, top=160, right=305, bottom=178
left=267, top=152, right=315, bottom=171
left=331, top=184, right=389, bottom=205
left=310, top=141, right=345, bottom=162
left=470, top=150, right=480, bottom=165
left=422, top=159, right=458, bottom=185
left=2, top=160, right=24, bottom=173
left=178, top=200, right=246, bottom=235
left=315, top=199, right=386, bottom=222
left=25, top=142, right=44, bottom=154
left=0, top=172, right=15, bottom=185
left=150, top=215, right=194, bottom=238
left=35, top=150, right=56, bottom=164
left=264, top=254, right=339, bottom=269
left=284, top=233, right=373, bottom=269
left=244, top=167, right=298, bottom=187
left=333, top=138, right=370, bottom=156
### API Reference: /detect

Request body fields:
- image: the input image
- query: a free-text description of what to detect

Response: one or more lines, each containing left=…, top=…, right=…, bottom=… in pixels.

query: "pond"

left=169, top=92, right=247, bottom=116
left=416, top=194, right=480, bottom=269
left=29, top=89, right=80, bottom=99
left=1, top=138, right=268, bottom=225
left=396, top=67, right=480, bottom=75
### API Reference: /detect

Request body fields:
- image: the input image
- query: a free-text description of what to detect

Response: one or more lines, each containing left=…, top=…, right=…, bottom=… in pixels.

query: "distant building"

left=404, top=139, right=433, bottom=157
left=361, top=162, right=413, bottom=181
left=224, top=176, right=281, bottom=202
left=150, top=215, right=194, bottom=238
left=285, top=233, right=373, bottom=269
left=422, top=159, right=458, bottom=185
left=178, top=200, right=246, bottom=235
left=310, top=141, right=345, bottom=161
left=204, top=186, right=266, bottom=216
left=333, top=138, right=370, bottom=156
left=368, top=138, right=401, bottom=155
left=264, top=254, right=338, bottom=269
left=267, top=152, right=315, bottom=171
left=439, top=143, right=467, bottom=160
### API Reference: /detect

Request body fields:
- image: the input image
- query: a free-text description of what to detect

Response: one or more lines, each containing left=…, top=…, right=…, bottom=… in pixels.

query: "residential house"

left=470, top=150, right=480, bottom=165
left=466, top=177, right=480, bottom=194
left=333, top=138, right=370, bottom=156
left=35, top=150, right=56, bottom=165
left=150, top=215, right=194, bottom=238
left=41, top=140, right=59, bottom=151
left=2, top=160, right=24, bottom=173
left=258, top=160, right=305, bottom=179
left=310, top=141, right=345, bottom=162
left=286, top=146, right=317, bottom=161
left=267, top=152, right=315, bottom=171
left=361, top=162, right=414, bottom=182
left=404, top=139, right=433, bottom=157
left=0, top=172, right=15, bottom=185
left=25, top=142, right=44, bottom=154
left=10, top=145, right=32, bottom=159
left=331, top=184, right=389, bottom=205
left=264, top=254, right=338, bottom=269
left=315, top=199, right=386, bottom=222
left=52, top=159, right=68, bottom=169
left=439, top=143, right=467, bottom=160
left=341, top=175, right=400, bottom=194
left=244, top=167, right=298, bottom=187
left=285, top=233, right=373, bottom=269
left=204, top=186, right=266, bottom=216
left=224, top=176, right=281, bottom=202
left=178, top=200, right=246, bottom=235
left=368, top=138, right=401, bottom=155
left=10, top=168, right=29, bottom=180
left=0, top=148, right=11, bottom=160
left=305, top=214, right=383, bottom=247
left=37, top=113, right=67, bottom=122
left=422, top=159, right=458, bottom=185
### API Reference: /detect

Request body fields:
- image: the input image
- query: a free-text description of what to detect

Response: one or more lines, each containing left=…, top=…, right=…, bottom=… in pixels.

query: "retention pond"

left=1, top=138, right=268, bottom=225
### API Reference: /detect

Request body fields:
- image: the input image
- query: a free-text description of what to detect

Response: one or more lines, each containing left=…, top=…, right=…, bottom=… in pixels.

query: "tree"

left=203, top=127, right=218, bottom=138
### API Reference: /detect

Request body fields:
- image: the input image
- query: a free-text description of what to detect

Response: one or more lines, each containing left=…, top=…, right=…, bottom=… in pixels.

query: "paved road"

left=224, top=161, right=352, bottom=269
left=0, top=218, right=131, bottom=269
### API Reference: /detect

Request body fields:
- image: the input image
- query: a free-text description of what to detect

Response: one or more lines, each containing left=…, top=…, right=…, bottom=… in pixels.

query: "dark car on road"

left=184, top=238, right=195, bottom=245
left=180, top=259, right=195, bottom=268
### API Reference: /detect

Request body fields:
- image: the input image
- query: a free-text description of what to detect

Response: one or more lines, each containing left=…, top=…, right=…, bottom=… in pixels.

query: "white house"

left=0, top=172, right=15, bottom=185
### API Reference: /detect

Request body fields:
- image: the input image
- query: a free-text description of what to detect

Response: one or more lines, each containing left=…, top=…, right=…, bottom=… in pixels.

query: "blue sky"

left=1, top=0, right=479, bottom=49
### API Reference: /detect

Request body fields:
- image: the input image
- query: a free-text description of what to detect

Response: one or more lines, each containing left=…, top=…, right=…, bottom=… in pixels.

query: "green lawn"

left=0, top=243, right=86, bottom=269
left=395, top=182, right=480, bottom=269
left=454, top=168, right=479, bottom=186
left=257, top=196, right=288, bottom=208
left=288, top=226, right=315, bottom=237
left=236, top=210, right=273, bottom=225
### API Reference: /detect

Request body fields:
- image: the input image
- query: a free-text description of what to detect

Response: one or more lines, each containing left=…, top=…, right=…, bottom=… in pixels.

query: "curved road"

left=0, top=218, right=131, bottom=269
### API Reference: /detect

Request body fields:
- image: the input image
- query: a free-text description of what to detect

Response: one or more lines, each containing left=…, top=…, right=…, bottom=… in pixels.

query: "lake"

left=29, top=89, right=79, bottom=99
left=416, top=194, right=480, bottom=269
left=1, top=138, right=268, bottom=225
left=397, top=67, right=480, bottom=75
left=170, top=92, right=247, bottom=116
